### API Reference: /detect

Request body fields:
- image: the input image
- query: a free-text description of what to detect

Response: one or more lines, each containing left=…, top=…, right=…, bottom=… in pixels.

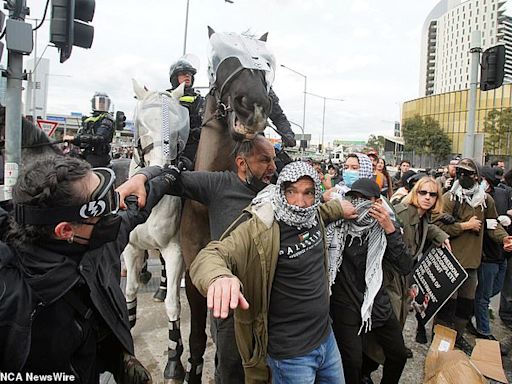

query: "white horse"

left=123, top=79, right=188, bottom=380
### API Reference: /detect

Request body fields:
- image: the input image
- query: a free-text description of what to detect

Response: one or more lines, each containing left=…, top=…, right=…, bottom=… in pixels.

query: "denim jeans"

left=266, top=328, right=345, bottom=384
left=475, top=260, right=507, bottom=335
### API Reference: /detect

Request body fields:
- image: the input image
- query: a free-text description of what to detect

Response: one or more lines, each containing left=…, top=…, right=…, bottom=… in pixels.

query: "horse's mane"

left=0, top=106, right=61, bottom=156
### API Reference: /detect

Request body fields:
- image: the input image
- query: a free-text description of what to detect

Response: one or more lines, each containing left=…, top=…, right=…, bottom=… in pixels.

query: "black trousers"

left=330, top=303, right=407, bottom=384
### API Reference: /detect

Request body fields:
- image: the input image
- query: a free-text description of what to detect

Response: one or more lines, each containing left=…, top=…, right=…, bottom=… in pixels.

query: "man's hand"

left=339, top=200, right=357, bottom=219
left=463, top=216, right=482, bottom=232
left=503, top=236, right=512, bottom=252
left=116, top=174, right=148, bottom=209
left=207, top=276, right=250, bottom=319
left=369, top=202, right=395, bottom=234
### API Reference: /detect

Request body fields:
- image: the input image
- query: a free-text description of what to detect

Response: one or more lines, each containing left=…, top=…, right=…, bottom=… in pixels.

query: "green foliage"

left=402, top=115, right=452, bottom=161
left=366, top=134, right=385, bottom=153
left=484, top=108, right=512, bottom=155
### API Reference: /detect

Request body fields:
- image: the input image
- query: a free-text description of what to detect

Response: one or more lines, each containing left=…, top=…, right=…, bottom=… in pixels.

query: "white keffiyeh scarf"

left=449, top=179, right=487, bottom=210
left=252, top=161, right=322, bottom=230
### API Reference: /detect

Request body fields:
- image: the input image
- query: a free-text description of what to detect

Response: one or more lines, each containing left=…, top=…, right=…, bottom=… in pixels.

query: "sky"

left=26, top=0, right=443, bottom=145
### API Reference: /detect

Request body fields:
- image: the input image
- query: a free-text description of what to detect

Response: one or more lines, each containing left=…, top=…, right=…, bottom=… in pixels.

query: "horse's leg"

left=153, top=251, right=167, bottom=302
left=124, top=242, right=144, bottom=329
left=161, top=241, right=186, bottom=380
left=181, top=200, right=210, bottom=384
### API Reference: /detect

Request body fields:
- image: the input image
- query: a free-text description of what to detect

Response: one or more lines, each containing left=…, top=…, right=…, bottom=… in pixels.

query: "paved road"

left=127, top=263, right=512, bottom=384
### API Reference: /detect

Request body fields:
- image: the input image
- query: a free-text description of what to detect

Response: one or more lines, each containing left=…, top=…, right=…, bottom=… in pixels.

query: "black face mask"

left=458, top=175, right=476, bottom=190
left=75, top=214, right=122, bottom=250
left=244, top=160, right=270, bottom=194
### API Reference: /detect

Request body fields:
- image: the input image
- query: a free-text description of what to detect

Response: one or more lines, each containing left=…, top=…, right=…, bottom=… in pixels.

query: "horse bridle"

left=135, top=94, right=180, bottom=169
left=202, top=65, right=268, bottom=127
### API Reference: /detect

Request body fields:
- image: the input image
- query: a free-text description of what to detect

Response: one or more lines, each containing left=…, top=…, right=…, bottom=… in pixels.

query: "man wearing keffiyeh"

left=326, top=178, right=412, bottom=384
left=190, top=161, right=357, bottom=384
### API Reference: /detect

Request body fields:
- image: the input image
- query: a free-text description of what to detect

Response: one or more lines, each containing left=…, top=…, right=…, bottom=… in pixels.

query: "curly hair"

left=6, top=156, right=91, bottom=247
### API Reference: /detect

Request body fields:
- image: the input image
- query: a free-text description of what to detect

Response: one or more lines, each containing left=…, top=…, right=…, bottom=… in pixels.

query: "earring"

left=67, top=235, right=74, bottom=244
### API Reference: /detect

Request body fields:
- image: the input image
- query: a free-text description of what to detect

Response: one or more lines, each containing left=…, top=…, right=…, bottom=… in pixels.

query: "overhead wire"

left=33, top=0, right=51, bottom=31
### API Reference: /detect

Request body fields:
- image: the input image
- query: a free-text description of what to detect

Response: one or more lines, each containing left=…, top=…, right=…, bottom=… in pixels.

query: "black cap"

left=480, top=166, right=499, bottom=186
left=346, top=178, right=381, bottom=199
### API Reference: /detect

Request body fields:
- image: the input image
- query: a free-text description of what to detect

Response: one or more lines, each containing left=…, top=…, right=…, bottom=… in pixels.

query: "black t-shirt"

left=267, top=220, right=330, bottom=359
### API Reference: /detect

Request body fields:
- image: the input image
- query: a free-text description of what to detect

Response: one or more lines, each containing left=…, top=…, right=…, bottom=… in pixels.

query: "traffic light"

left=115, top=111, right=126, bottom=130
left=50, top=0, right=95, bottom=63
left=480, top=45, right=505, bottom=91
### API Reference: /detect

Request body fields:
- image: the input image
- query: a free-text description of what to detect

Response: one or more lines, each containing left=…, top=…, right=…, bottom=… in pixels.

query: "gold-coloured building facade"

left=402, top=83, right=512, bottom=154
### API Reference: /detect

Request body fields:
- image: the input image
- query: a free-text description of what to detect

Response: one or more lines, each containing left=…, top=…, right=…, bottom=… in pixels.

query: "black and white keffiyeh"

left=449, top=179, right=487, bottom=210
left=251, top=161, right=322, bottom=230
left=326, top=197, right=387, bottom=334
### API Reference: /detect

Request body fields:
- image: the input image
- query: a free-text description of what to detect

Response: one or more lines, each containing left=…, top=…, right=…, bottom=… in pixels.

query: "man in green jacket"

left=433, top=158, right=512, bottom=354
left=190, top=161, right=356, bottom=384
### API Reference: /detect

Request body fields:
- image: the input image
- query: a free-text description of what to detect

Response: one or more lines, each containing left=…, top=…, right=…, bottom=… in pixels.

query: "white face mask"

left=481, top=179, right=490, bottom=192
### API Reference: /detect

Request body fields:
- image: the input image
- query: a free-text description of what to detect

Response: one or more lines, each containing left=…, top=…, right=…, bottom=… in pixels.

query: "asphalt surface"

left=127, top=261, right=512, bottom=384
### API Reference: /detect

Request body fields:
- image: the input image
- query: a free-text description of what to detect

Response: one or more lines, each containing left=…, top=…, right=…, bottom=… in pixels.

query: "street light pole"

left=280, top=64, right=307, bottom=137
left=183, top=0, right=190, bottom=55
left=183, top=0, right=234, bottom=56
left=306, top=92, right=344, bottom=154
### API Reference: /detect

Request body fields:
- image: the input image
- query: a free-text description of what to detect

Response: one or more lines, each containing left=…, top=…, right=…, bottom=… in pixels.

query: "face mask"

left=245, top=159, right=270, bottom=194
left=343, top=170, right=359, bottom=188
left=458, top=175, right=475, bottom=190
left=481, top=179, right=490, bottom=192
left=75, top=214, right=122, bottom=250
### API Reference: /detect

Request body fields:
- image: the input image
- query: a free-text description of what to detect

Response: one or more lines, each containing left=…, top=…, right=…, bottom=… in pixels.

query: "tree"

left=366, top=134, right=385, bottom=153
left=484, top=108, right=512, bottom=155
left=402, top=114, right=452, bottom=161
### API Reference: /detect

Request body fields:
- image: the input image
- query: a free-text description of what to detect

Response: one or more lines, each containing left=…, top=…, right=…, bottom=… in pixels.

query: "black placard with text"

left=410, top=246, right=468, bottom=324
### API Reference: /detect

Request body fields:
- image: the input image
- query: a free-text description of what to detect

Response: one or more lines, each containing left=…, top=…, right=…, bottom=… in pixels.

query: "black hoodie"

left=0, top=174, right=171, bottom=381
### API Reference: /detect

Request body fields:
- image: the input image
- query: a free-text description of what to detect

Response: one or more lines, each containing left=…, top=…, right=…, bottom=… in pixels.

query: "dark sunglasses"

left=417, top=190, right=438, bottom=197
left=456, top=169, right=475, bottom=177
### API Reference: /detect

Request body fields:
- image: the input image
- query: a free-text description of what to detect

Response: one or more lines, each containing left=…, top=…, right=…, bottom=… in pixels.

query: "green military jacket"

left=432, top=192, right=507, bottom=269
left=190, top=199, right=344, bottom=384
left=386, top=203, right=449, bottom=325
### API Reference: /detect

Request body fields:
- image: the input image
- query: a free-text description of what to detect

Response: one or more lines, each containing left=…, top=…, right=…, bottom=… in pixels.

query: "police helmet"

left=169, top=59, right=197, bottom=89
left=91, top=92, right=111, bottom=112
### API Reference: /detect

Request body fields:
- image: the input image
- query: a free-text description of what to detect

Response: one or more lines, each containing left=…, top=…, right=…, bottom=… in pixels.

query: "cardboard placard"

left=411, top=246, right=468, bottom=324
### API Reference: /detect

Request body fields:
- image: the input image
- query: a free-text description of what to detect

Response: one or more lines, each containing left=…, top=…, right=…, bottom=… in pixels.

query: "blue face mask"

left=343, top=170, right=359, bottom=188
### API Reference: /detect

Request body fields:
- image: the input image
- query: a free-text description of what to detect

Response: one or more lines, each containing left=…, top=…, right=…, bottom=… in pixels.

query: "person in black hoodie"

left=327, top=178, right=411, bottom=384
left=0, top=155, right=174, bottom=383
left=473, top=166, right=512, bottom=343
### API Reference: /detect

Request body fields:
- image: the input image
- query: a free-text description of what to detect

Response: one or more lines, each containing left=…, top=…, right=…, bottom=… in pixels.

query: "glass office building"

left=402, top=83, right=512, bottom=154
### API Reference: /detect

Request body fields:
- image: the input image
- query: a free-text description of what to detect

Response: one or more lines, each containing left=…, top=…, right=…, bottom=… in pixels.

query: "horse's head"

left=132, top=79, right=189, bottom=168
left=207, top=27, right=274, bottom=141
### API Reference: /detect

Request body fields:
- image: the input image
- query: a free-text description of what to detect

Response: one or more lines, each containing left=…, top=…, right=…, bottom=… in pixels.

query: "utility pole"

left=464, top=31, right=482, bottom=159
left=3, top=0, right=33, bottom=200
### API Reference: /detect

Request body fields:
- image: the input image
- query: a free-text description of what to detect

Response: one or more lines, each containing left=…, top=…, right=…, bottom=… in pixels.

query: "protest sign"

left=411, top=246, right=468, bottom=324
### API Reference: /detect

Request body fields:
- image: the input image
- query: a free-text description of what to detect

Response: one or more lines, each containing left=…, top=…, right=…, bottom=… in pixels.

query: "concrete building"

left=420, top=0, right=512, bottom=96
left=24, top=57, right=50, bottom=119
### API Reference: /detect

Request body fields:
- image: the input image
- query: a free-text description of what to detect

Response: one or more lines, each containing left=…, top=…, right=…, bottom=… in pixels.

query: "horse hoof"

left=139, top=270, right=152, bottom=285
left=153, top=288, right=167, bottom=302
left=164, top=359, right=185, bottom=380
left=184, top=361, right=203, bottom=384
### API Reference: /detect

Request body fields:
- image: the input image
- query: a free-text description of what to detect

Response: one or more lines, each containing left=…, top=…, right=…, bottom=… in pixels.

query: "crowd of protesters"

left=4, top=116, right=512, bottom=384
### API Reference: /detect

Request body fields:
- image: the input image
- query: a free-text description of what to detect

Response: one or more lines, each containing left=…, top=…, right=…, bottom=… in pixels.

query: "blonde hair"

left=403, top=176, right=443, bottom=215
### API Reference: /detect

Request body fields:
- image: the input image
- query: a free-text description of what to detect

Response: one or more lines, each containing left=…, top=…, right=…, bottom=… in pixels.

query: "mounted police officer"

left=74, top=92, right=115, bottom=168
left=167, top=58, right=205, bottom=168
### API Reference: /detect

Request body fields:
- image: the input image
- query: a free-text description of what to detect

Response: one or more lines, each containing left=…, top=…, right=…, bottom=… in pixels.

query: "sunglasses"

left=456, top=169, right=475, bottom=177
left=417, top=190, right=438, bottom=197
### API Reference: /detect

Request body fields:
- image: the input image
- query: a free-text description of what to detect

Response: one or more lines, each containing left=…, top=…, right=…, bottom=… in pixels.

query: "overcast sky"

left=27, top=0, right=442, bottom=145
